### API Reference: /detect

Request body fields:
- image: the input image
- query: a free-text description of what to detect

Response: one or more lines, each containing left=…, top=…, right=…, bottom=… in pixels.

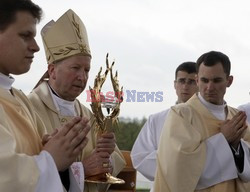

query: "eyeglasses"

left=175, top=78, right=196, bottom=85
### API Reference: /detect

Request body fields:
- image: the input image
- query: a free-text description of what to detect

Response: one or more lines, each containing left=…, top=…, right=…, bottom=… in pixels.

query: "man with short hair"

left=154, top=51, right=250, bottom=192
left=0, top=1, right=90, bottom=191
left=131, top=62, right=198, bottom=186
left=28, top=9, right=125, bottom=192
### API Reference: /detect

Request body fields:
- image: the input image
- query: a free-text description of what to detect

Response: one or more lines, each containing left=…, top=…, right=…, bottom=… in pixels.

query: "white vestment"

left=131, top=109, right=169, bottom=181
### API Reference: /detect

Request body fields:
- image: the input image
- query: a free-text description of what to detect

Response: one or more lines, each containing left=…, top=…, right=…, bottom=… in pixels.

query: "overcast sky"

left=13, top=0, right=250, bottom=119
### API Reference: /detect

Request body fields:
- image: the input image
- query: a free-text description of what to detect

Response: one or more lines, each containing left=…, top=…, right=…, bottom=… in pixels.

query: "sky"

left=13, top=0, right=250, bottom=119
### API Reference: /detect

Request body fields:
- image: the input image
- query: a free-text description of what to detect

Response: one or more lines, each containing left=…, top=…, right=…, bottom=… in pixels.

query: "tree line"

left=115, top=117, right=147, bottom=151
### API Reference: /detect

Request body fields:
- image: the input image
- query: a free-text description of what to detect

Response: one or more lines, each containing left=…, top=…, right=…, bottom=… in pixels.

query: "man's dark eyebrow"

left=200, top=77, right=223, bottom=79
left=18, top=30, right=34, bottom=37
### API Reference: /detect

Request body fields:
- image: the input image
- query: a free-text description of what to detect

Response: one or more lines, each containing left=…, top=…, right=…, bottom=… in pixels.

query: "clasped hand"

left=220, top=111, right=247, bottom=149
left=42, top=117, right=90, bottom=171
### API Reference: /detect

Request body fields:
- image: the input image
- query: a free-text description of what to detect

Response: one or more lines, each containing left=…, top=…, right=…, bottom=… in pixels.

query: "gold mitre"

left=41, top=9, right=91, bottom=64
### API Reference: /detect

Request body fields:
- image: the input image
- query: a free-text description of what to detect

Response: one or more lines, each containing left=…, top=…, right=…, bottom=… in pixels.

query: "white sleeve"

left=34, top=150, right=63, bottom=192
left=131, top=110, right=167, bottom=181
left=238, top=140, right=250, bottom=181
left=131, top=119, right=157, bottom=181
left=196, top=133, right=238, bottom=190
left=69, top=162, right=85, bottom=192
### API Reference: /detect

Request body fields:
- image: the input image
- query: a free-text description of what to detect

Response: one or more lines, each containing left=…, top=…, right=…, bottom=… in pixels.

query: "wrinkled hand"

left=96, top=132, right=116, bottom=155
left=43, top=117, right=90, bottom=171
left=220, top=111, right=247, bottom=148
left=82, top=150, right=112, bottom=178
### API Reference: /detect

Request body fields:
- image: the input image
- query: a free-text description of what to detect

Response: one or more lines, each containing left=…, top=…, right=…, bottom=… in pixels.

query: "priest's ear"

left=48, top=63, right=56, bottom=80
left=226, top=75, right=233, bottom=87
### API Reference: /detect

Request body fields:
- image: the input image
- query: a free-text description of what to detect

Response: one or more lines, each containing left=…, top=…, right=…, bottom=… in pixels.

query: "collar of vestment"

left=198, top=92, right=227, bottom=120
left=0, top=72, right=15, bottom=90
left=48, top=83, right=76, bottom=116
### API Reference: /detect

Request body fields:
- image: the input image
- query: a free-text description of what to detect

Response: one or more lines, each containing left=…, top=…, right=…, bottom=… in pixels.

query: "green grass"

left=136, top=189, right=150, bottom=192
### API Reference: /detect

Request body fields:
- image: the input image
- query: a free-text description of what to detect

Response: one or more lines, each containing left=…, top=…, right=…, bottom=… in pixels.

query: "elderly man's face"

left=49, top=55, right=91, bottom=101
left=196, top=62, right=233, bottom=105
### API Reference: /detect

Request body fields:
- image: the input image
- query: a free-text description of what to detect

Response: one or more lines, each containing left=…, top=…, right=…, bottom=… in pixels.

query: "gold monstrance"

left=85, top=54, right=125, bottom=184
